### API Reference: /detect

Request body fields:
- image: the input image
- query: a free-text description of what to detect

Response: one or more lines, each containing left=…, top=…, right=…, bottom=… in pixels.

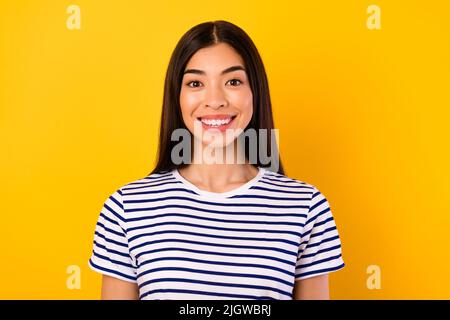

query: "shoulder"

left=102, top=170, right=178, bottom=206
left=116, top=170, right=176, bottom=194
left=262, top=169, right=318, bottom=192
left=100, top=170, right=177, bottom=219
left=260, top=169, right=330, bottom=210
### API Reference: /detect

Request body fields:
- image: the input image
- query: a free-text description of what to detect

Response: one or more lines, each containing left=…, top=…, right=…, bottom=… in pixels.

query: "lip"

left=196, top=114, right=238, bottom=132
left=196, top=114, right=237, bottom=120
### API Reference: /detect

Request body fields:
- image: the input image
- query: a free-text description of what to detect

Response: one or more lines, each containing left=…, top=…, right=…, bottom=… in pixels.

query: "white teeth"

left=200, top=117, right=232, bottom=126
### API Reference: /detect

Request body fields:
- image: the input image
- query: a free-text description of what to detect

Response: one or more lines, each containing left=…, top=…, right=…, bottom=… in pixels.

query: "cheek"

left=180, top=89, right=199, bottom=108
left=231, top=89, right=253, bottom=122
left=179, top=91, right=198, bottom=127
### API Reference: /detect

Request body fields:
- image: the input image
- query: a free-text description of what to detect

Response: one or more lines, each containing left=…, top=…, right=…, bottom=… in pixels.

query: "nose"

left=204, top=84, right=227, bottom=109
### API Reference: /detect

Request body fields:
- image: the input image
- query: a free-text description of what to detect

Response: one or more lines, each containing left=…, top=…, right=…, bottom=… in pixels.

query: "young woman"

left=88, top=20, right=345, bottom=300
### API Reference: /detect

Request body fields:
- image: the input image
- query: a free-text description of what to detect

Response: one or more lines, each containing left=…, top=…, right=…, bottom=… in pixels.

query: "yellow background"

left=1, top=0, right=449, bottom=299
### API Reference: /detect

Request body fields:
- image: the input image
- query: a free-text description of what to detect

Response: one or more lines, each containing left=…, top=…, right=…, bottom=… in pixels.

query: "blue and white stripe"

left=88, top=167, right=345, bottom=299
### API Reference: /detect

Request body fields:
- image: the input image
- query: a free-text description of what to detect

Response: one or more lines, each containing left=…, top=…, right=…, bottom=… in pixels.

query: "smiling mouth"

left=196, top=115, right=237, bottom=126
left=195, top=115, right=237, bottom=130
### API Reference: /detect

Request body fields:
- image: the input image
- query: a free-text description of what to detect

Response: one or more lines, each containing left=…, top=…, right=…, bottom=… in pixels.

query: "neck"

left=178, top=139, right=259, bottom=193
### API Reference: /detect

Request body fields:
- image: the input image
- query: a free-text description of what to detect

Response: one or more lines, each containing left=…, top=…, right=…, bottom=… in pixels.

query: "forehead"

left=184, top=43, right=245, bottom=72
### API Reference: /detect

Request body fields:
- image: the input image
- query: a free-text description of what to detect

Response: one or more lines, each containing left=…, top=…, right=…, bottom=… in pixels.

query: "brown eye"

left=187, top=81, right=202, bottom=88
left=227, top=79, right=242, bottom=86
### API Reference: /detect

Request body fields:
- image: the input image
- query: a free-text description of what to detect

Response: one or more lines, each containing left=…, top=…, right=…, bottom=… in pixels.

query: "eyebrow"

left=183, top=65, right=246, bottom=76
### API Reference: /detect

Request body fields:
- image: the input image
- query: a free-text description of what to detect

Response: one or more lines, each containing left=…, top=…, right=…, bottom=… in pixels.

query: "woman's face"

left=180, top=43, right=253, bottom=148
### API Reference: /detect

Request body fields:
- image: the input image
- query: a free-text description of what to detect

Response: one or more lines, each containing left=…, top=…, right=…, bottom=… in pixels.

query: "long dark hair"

left=151, top=20, right=285, bottom=175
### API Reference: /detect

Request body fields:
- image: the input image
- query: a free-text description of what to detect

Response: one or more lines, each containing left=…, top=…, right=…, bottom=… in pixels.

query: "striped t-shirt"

left=88, top=166, right=345, bottom=300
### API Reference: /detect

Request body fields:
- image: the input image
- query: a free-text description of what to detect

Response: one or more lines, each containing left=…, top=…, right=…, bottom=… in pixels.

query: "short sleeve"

left=88, top=189, right=138, bottom=283
left=295, top=186, right=345, bottom=280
